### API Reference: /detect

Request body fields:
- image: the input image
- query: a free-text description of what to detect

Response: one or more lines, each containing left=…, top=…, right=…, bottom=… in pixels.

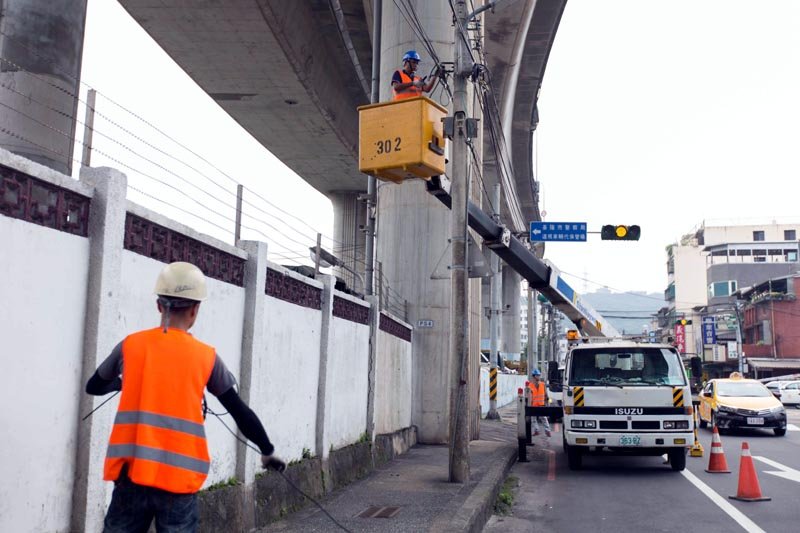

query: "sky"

left=77, top=0, right=800, bottom=294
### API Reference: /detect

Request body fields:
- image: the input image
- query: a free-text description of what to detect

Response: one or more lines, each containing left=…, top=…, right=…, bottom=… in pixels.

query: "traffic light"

left=601, top=224, right=641, bottom=241
left=675, top=318, right=693, bottom=326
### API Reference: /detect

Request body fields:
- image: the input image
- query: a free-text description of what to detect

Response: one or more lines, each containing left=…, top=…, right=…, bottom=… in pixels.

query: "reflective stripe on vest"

left=528, top=381, right=546, bottom=406
left=104, top=328, right=216, bottom=494
left=393, top=70, right=422, bottom=100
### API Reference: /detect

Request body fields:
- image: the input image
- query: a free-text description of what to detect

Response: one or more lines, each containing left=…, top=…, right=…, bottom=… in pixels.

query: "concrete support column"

left=0, top=0, right=88, bottom=175
left=234, top=240, right=268, bottom=529
left=314, top=275, right=336, bottom=459
left=71, top=166, right=127, bottom=533
left=377, top=1, right=465, bottom=445
left=502, top=266, right=521, bottom=360
left=330, top=191, right=367, bottom=293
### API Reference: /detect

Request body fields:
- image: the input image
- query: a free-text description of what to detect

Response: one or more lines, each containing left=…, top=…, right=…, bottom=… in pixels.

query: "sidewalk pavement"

left=257, top=404, right=520, bottom=533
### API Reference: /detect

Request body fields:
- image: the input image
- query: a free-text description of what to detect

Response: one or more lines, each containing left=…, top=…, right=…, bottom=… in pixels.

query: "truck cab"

left=562, top=339, right=694, bottom=471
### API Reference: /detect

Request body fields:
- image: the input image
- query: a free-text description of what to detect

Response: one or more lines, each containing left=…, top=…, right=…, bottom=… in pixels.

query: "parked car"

left=766, top=381, right=800, bottom=407
left=698, top=373, right=787, bottom=436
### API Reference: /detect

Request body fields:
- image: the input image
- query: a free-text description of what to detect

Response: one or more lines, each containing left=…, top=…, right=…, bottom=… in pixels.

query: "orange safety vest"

left=393, top=69, right=422, bottom=100
left=104, top=328, right=216, bottom=494
left=528, top=381, right=547, bottom=407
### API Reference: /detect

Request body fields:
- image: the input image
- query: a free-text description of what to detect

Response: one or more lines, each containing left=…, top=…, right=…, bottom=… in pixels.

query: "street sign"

left=702, top=316, right=716, bottom=345
left=530, top=221, right=587, bottom=242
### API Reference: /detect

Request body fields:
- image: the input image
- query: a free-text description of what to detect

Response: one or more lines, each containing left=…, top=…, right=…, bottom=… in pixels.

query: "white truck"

left=561, top=339, right=694, bottom=471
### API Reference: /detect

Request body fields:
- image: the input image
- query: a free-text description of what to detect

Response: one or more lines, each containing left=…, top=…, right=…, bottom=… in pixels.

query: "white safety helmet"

left=154, top=261, right=208, bottom=302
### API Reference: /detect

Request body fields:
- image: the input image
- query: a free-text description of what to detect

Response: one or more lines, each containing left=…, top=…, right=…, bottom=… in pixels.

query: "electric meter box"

left=358, top=96, right=447, bottom=183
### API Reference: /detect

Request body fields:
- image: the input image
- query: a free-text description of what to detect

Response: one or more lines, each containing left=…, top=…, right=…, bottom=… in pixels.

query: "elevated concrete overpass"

left=118, top=0, right=568, bottom=443
left=118, top=0, right=565, bottom=227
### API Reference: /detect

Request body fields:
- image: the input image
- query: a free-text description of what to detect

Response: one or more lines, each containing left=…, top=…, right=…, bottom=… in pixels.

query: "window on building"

left=736, top=249, right=752, bottom=256
left=753, top=231, right=765, bottom=241
left=709, top=280, right=737, bottom=298
left=785, top=229, right=797, bottom=241
left=755, top=256, right=766, bottom=263
left=786, top=250, right=798, bottom=262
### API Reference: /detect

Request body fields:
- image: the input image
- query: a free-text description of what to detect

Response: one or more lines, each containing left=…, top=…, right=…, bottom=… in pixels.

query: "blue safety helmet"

left=402, top=50, right=421, bottom=63
left=531, top=369, right=541, bottom=376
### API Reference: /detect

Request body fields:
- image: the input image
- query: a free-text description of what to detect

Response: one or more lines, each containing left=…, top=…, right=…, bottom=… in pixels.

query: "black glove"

left=261, top=454, right=287, bottom=472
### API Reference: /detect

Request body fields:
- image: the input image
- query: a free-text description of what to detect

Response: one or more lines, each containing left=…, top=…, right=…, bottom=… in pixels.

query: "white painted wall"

left=479, top=368, right=527, bottom=415
left=374, top=317, right=413, bottom=435
left=258, top=287, right=322, bottom=462
left=0, top=217, right=90, bottom=533
left=0, top=150, right=416, bottom=531
left=325, top=292, right=371, bottom=450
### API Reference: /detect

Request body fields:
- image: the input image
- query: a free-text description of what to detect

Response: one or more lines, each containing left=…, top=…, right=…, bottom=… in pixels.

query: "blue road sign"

left=702, top=316, right=716, bottom=345
left=530, top=222, right=587, bottom=242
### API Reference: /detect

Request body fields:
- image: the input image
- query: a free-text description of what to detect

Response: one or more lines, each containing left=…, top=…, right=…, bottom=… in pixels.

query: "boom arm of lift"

left=425, top=175, right=616, bottom=337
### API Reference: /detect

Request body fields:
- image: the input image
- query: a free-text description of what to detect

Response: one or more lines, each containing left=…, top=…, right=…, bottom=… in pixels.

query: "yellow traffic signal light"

left=601, top=224, right=641, bottom=241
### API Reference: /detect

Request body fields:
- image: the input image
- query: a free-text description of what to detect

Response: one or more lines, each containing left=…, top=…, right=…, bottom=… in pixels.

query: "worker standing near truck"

left=528, top=369, right=551, bottom=437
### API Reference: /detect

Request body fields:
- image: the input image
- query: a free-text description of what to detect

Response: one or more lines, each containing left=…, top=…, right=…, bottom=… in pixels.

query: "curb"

left=429, top=443, right=518, bottom=533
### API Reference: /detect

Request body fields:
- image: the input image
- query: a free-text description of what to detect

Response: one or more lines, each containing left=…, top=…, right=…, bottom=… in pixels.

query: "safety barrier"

left=516, top=386, right=563, bottom=462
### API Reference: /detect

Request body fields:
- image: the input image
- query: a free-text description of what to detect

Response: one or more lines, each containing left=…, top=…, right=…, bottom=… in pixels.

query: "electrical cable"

left=81, top=391, right=120, bottom=421
left=208, top=412, right=353, bottom=533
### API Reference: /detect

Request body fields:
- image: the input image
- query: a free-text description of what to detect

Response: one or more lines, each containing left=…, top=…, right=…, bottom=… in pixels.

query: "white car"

left=765, top=381, right=800, bottom=407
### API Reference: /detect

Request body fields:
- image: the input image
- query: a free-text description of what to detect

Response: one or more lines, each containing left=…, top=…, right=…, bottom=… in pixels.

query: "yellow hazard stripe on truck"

left=489, top=368, right=498, bottom=400
left=673, top=387, right=684, bottom=407
left=573, top=386, right=585, bottom=407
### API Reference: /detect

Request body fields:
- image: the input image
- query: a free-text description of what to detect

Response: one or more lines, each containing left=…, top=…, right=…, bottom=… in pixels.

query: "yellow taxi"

left=698, top=372, right=787, bottom=436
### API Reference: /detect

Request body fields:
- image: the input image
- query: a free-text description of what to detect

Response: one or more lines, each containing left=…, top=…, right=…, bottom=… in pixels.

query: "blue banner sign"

left=530, top=221, right=587, bottom=242
left=702, top=316, right=716, bottom=345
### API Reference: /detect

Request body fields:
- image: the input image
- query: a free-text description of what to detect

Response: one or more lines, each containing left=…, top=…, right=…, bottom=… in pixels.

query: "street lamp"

left=308, top=246, right=365, bottom=294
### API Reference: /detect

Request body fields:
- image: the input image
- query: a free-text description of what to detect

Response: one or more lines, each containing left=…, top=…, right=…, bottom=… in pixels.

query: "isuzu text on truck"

left=560, top=339, right=694, bottom=471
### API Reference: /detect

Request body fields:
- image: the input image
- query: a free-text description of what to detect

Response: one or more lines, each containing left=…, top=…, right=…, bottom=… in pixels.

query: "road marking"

left=787, top=424, right=800, bottom=431
left=680, top=469, right=766, bottom=533
left=545, top=449, right=556, bottom=481
left=753, top=456, right=800, bottom=483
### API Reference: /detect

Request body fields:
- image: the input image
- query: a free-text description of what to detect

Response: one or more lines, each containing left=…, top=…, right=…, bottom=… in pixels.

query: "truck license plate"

left=619, top=436, right=641, bottom=446
left=747, top=417, right=764, bottom=425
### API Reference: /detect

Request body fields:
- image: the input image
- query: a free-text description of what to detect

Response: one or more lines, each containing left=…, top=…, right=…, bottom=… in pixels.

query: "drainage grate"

left=357, top=506, right=401, bottom=519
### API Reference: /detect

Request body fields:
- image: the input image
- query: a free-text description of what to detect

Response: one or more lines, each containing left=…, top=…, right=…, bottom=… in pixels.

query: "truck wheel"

left=566, top=444, right=583, bottom=470
left=668, top=448, right=686, bottom=471
left=774, top=428, right=786, bottom=437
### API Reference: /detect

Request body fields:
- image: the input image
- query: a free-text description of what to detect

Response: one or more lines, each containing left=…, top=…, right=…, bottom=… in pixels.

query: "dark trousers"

left=103, top=472, right=198, bottom=533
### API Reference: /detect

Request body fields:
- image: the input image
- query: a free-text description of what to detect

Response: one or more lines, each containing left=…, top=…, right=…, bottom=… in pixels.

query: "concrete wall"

left=258, top=269, right=323, bottom=463
left=0, top=148, right=414, bottom=532
left=479, top=368, right=527, bottom=416
left=0, top=208, right=91, bottom=532
left=375, top=314, right=413, bottom=435
left=326, top=291, right=371, bottom=449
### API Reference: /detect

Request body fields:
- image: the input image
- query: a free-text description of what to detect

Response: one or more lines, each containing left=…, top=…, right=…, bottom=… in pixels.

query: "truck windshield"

left=569, top=348, right=686, bottom=386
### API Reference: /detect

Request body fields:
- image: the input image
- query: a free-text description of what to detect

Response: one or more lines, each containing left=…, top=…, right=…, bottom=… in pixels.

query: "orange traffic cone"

left=705, top=425, right=731, bottom=473
left=729, top=442, right=771, bottom=502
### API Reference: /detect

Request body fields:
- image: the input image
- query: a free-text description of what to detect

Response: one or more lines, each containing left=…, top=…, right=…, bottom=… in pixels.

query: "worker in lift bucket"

left=528, top=369, right=551, bottom=437
left=392, top=49, right=440, bottom=100
left=85, top=261, right=286, bottom=532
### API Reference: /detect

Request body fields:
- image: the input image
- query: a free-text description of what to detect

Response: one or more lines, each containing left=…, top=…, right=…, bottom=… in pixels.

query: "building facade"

left=663, top=220, right=800, bottom=374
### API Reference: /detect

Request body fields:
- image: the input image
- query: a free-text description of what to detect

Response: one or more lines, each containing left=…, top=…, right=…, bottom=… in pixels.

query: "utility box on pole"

left=358, top=96, right=447, bottom=183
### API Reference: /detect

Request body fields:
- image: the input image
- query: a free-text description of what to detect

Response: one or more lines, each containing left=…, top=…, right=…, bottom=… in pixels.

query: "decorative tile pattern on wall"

left=380, top=314, right=412, bottom=342
left=266, top=267, right=322, bottom=310
left=332, top=295, right=370, bottom=325
left=0, top=163, right=90, bottom=236
left=124, top=213, right=245, bottom=286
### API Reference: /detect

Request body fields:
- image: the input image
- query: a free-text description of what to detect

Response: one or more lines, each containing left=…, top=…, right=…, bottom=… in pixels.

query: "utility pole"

left=364, top=0, right=381, bottom=295
left=448, top=0, right=471, bottom=484
left=486, top=184, right=502, bottom=419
